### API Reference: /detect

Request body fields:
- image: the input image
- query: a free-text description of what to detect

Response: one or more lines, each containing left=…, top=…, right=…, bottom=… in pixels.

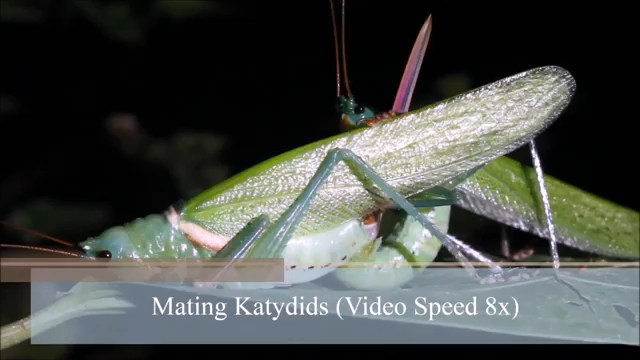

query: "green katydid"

left=0, top=65, right=572, bottom=293
left=0, top=4, right=591, bottom=293
left=327, top=0, right=446, bottom=289
left=1, top=3, right=583, bottom=290
left=327, top=0, right=559, bottom=281
left=326, top=0, right=638, bottom=289
left=0, top=16, right=585, bottom=350
left=327, top=0, right=560, bottom=289
left=3, top=7, right=638, bottom=349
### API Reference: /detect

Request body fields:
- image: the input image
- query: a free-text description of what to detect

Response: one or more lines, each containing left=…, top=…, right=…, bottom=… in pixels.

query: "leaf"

left=0, top=278, right=134, bottom=350
left=4, top=269, right=635, bottom=347
left=142, top=269, right=638, bottom=344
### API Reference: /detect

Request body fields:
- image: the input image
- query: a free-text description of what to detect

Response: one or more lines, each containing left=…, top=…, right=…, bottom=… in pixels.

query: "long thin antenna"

left=1, top=243, right=81, bottom=257
left=329, top=0, right=341, bottom=97
left=1, top=221, right=75, bottom=247
left=340, top=0, right=352, bottom=98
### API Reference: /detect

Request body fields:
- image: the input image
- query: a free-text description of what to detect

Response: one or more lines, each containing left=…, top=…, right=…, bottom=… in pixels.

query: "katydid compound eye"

left=97, top=250, right=112, bottom=259
left=354, top=105, right=365, bottom=114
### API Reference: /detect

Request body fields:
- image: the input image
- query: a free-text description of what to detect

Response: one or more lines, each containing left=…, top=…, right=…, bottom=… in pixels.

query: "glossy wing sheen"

left=452, top=156, right=639, bottom=258
left=184, top=66, right=575, bottom=239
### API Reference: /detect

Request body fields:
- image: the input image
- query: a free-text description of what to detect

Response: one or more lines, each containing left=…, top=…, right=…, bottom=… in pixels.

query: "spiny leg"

left=208, top=214, right=270, bottom=283
left=336, top=197, right=539, bottom=289
left=191, top=215, right=270, bottom=288
left=498, top=142, right=559, bottom=264
left=526, top=142, right=593, bottom=310
left=528, top=141, right=560, bottom=268
left=219, top=148, right=509, bottom=283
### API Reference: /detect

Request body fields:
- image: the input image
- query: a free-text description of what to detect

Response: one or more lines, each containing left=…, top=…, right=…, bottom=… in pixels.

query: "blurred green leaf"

left=0, top=0, right=48, bottom=23
left=71, top=0, right=146, bottom=44
left=1, top=280, right=134, bottom=351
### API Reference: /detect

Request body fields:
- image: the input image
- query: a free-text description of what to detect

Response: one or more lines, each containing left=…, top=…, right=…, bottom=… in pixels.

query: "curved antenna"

left=340, top=0, right=352, bottom=98
left=1, top=221, right=75, bottom=247
left=1, top=243, right=81, bottom=257
left=329, top=0, right=341, bottom=97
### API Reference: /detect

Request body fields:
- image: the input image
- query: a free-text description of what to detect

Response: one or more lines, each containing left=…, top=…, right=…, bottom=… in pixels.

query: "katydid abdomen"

left=334, top=206, right=449, bottom=290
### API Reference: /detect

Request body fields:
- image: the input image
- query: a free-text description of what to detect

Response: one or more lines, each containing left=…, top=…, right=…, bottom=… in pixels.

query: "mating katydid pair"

left=2, top=3, right=638, bottom=294
left=327, top=1, right=638, bottom=273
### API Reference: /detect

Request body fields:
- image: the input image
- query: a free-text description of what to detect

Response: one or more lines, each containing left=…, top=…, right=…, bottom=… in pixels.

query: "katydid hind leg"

left=214, top=215, right=270, bottom=261
left=193, top=214, right=270, bottom=288
left=526, top=143, right=594, bottom=310
left=245, top=147, right=507, bottom=279
left=397, top=186, right=459, bottom=209
left=212, top=148, right=521, bottom=289
left=499, top=141, right=559, bottom=265
left=528, top=141, right=560, bottom=268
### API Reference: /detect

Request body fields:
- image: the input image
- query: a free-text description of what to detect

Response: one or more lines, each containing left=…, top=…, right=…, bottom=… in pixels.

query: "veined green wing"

left=450, top=156, right=639, bottom=258
left=183, top=66, right=575, bottom=239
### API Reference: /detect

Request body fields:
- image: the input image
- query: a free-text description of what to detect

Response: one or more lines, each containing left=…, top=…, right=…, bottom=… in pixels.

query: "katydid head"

left=79, top=227, right=136, bottom=260
left=336, top=96, right=376, bottom=130
left=80, top=212, right=207, bottom=261
left=329, top=1, right=433, bottom=130
left=79, top=238, right=115, bottom=259
left=329, top=0, right=376, bottom=131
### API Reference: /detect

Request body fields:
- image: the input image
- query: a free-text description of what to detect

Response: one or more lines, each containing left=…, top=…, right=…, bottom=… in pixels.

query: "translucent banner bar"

left=27, top=268, right=639, bottom=345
